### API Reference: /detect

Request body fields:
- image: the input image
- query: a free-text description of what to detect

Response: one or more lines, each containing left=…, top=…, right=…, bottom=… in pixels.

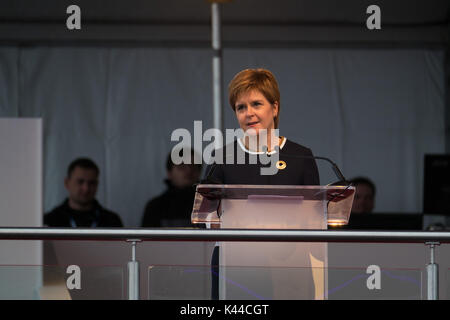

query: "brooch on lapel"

left=276, top=160, right=287, bottom=170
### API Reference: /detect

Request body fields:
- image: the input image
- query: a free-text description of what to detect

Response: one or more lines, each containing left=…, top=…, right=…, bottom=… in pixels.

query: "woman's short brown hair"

left=228, top=68, right=281, bottom=128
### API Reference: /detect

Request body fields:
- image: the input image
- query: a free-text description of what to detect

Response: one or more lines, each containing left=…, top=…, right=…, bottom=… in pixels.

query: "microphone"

left=276, top=148, right=353, bottom=204
left=286, top=154, right=349, bottom=185
left=199, top=162, right=221, bottom=184
left=264, top=145, right=349, bottom=185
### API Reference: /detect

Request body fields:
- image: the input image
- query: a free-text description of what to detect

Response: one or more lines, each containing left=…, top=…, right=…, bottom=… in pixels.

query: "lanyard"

left=69, top=208, right=100, bottom=228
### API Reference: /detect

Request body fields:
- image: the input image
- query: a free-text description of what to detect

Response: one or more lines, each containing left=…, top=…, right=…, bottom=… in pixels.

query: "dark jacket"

left=44, top=198, right=123, bottom=227
left=141, top=180, right=196, bottom=228
left=206, top=139, right=320, bottom=185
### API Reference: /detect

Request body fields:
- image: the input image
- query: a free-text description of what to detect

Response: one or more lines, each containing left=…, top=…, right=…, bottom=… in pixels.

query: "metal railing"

left=0, top=227, right=448, bottom=300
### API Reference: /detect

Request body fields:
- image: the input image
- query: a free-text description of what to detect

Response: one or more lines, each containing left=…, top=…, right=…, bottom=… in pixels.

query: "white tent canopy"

left=0, top=0, right=448, bottom=226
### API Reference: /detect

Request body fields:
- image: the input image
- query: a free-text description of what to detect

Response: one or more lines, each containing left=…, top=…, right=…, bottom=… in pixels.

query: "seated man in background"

left=350, top=176, right=376, bottom=214
left=142, top=149, right=202, bottom=227
left=44, top=157, right=123, bottom=227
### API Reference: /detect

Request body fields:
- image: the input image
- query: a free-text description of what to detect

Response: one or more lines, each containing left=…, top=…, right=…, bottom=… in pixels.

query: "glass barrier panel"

left=215, top=266, right=319, bottom=300
left=327, top=267, right=422, bottom=300
left=43, top=240, right=131, bottom=299
left=52, top=265, right=125, bottom=300
left=0, top=265, right=42, bottom=299
left=148, top=265, right=211, bottom=300
left=148, top=265, right=422, bottom=300
left=0, top=265, right=124, bottom=300
left=446, top=268, right=450, bottom=300
left=45, top=240, right=217, bottom=300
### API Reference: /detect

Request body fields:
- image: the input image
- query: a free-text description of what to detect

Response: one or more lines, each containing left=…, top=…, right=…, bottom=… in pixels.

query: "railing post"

left=425, top=241, right=440, bottom=300
left=127, top=239, right=141, bottom=300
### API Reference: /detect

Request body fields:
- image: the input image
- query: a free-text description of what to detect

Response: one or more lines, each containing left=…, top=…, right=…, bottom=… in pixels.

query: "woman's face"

left=234, top=89, right=279, bottom=135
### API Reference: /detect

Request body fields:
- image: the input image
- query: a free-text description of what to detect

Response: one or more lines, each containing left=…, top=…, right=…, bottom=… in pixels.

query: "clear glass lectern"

left=191, top=184, right=355, bottom=300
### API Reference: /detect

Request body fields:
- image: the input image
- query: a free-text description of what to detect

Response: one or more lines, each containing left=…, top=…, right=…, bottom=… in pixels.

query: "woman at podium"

left=205, top=68, right=320, bottom=185
left=205, top=68, right=322, bottom=300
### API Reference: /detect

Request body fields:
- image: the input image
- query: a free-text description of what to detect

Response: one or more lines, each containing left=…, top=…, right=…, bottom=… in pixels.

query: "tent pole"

left=211, top=2, right=223, bottom=135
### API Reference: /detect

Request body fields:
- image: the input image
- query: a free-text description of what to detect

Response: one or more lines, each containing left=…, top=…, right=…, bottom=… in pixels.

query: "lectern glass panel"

left=192, top=184, right=355, bottom=226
